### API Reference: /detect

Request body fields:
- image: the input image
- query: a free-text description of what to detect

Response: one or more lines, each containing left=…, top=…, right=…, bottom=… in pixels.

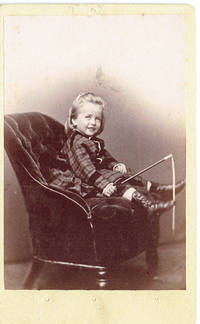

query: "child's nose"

left=90, top=117, right=96, bottom=125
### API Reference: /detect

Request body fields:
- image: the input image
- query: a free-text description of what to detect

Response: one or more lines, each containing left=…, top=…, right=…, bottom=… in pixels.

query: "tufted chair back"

left=4, top=112, right=67, bottom=185
left=4, top=112, right=98, bottom=263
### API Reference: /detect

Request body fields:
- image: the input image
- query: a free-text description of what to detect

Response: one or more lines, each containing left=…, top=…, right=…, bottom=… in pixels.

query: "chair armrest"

left=42, top=183, right=91, bottom=219
left=20, top=170, right=96, bottom=263
left=21, top=165, right=92, bottom=221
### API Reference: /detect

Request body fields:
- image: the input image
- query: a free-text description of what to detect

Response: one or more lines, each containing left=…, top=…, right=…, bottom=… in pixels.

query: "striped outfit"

left=50, top=130, right=146, bottom=198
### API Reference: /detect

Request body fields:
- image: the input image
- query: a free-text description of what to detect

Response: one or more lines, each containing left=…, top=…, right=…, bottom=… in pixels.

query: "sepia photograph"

left=3, top=6, right=189, bottom=292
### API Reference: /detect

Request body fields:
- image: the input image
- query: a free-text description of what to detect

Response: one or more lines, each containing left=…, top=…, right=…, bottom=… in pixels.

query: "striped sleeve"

left=102, top=148, right=118, bottom=169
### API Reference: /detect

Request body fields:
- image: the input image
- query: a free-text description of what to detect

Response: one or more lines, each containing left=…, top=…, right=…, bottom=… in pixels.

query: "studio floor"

left=4, top=240, right=185, bottom=290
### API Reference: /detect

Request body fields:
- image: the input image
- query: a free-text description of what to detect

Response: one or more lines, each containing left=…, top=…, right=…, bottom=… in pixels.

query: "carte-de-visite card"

left=0, top=4, right=196, bottom=324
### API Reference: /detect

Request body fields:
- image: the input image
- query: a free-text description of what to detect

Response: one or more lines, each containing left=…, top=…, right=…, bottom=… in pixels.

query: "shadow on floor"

left=4, top=241, right=185, bottom=290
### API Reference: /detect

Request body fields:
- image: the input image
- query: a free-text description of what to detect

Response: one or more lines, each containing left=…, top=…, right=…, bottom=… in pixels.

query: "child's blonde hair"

left=65, top=92, right=106, bottom=135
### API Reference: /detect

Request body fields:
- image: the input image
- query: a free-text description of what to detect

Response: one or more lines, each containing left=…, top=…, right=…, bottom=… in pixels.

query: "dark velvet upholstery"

left=4, top=112, right=160, bottom=288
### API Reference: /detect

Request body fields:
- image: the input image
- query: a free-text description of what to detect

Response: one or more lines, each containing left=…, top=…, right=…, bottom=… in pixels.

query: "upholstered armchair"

left=4, top=112, right=160, bottom=289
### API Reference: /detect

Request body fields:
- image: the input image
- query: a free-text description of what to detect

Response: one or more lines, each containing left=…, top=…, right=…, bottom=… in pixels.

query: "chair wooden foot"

left=145, top=248, right=159, bottom=275
left=145, top=213, right=160, bottom=276
left=23, top=259, right=44, bottom=289
left=96, top=269, right=110, bottom=289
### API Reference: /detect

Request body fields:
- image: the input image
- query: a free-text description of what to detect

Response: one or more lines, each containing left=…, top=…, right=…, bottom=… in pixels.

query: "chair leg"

left=23, top=259, right=44, bottom=289
left=145, top=213, right=160, bottom=275
left=146, top=249, right=159, bottom=275
left=96, top=269, right=110, bottom=289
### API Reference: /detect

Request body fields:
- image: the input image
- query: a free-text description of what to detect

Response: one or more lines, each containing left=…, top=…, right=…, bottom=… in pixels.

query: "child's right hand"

left=102, top=183, right=117, bottom=197
left=113, top=163, right=127, bottom=174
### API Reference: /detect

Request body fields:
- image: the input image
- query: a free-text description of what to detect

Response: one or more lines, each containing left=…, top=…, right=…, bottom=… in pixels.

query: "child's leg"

left=148, top=179, right=185, bottom=200
left=122, top=186, right=174, bottom=214
left=122, top=187, right=136, bottom=200
left=124, top=173, right=185, bottom=200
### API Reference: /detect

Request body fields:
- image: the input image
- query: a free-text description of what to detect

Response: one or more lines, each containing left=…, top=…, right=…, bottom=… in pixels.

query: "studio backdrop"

left=4, top=14, right=186, bottom=262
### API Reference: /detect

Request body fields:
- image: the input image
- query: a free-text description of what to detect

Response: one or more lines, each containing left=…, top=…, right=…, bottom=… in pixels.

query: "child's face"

left=72, top=102, right=102, bottom=137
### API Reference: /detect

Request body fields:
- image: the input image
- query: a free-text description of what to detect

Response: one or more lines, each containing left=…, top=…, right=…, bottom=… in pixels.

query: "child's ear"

left=71, top=118, right=77, bottom=127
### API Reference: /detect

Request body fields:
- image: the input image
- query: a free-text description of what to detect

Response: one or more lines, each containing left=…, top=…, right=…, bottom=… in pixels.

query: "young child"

left=60, top=92, right=185, bottom=214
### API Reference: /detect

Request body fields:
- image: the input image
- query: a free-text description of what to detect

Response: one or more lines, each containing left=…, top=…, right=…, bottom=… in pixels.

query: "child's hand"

left=113, top=163, right=127, bottom=174
left=102, top=183, right=117, bottom=197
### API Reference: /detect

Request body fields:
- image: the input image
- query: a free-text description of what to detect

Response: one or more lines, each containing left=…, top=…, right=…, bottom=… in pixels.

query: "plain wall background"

left=4, top=15, right=186, bottom=262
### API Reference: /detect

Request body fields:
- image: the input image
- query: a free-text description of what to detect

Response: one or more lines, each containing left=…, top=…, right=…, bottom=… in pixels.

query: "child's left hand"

left=113, top=163, right=127, bottom=174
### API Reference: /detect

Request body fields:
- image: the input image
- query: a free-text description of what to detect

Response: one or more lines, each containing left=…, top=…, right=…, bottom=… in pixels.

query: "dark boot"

left=132, top=190, right=175, bottom=214
left=149, top=179, right=185, bottom=201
